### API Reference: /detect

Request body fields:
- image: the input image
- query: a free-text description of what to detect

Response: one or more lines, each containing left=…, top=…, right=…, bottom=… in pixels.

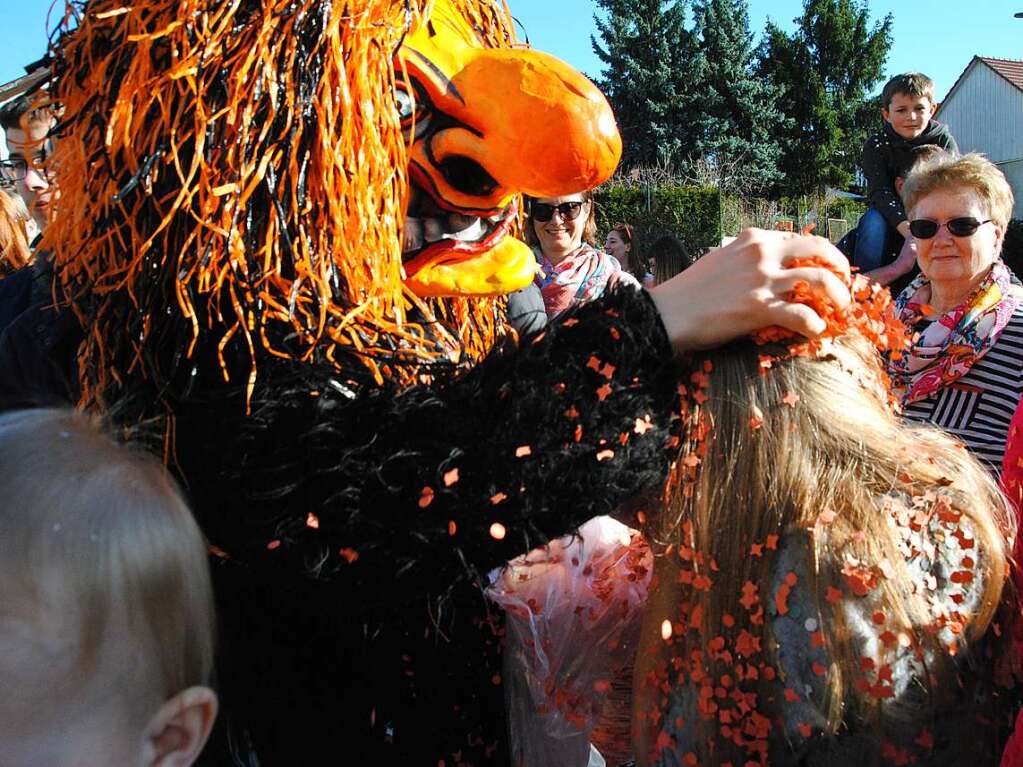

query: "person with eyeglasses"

left=526, top=191, right=639, bottom=318
left=0, top=95, right=58, bottom=239
left=887, top=152, right=1023, bottom=473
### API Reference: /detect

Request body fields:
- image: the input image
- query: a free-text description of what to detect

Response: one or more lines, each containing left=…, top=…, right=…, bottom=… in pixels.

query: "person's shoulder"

left=0, top=265, right=37, bottom=334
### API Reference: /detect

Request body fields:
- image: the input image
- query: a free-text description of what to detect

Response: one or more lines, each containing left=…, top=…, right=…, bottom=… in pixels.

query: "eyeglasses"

left=908, top=217, right=992, bottom=239
left=532, top=200, right=586, bottom=222
left=0, top=158, right=53, bottom=182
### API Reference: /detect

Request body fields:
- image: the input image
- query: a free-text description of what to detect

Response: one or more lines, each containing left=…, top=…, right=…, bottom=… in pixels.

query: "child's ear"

left=145, top=686, right=218, bottom=767
left=881, top=106, right=890, bottom=122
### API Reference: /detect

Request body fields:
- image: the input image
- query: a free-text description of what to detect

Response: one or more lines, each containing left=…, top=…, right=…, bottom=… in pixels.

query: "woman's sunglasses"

left=532, top=200, right=586, bottom=222
left=908, top=217, right=992, bottom=239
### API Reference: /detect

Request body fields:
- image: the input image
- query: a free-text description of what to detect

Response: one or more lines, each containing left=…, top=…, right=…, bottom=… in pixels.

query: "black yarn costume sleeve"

left=177, top=283, right=680, bottom=594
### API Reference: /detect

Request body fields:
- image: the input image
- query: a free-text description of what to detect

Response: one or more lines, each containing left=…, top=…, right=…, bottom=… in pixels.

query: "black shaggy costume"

left=0, top=270, right=681, bottom=763
left=0, top=1, right=683, bottom=764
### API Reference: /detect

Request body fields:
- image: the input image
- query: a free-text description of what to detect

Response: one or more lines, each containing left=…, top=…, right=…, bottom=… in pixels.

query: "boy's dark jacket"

left=862, top=120, right=959, bottom=229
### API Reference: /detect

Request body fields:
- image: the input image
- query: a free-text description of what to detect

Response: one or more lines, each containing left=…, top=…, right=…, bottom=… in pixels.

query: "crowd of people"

left=1, top=3, right=1022, bottom=765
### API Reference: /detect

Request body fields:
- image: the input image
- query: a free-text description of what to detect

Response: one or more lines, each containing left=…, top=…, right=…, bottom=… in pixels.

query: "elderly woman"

left=528, top=192, right=639, bottom=317
left=888, top=153, right=1023, bottom=472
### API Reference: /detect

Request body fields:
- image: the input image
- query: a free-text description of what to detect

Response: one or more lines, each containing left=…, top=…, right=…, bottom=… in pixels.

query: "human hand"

left=865, top=236, right=917, bottom=286
left=648, top=228, right=851, bottom=353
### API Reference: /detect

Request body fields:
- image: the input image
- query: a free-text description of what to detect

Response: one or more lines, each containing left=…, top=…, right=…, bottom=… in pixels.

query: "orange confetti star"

left=339, top=547, right=359, bottom=564
left=443, top=468, right=460, bottom=487
left=596, top=383, right=613, bottom=401
left=306, top=512, right=320, bottom=529
left=782, top=391, right=800, bottom=407
left=634, top=416, right=654, bottom=434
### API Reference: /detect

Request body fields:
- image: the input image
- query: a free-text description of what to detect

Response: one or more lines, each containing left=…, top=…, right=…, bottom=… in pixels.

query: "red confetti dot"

left=419, top=486, right=434, bottom=508
left=447, top=520, right=457, bottom=536
left=266, top=540, right=281, bottom=550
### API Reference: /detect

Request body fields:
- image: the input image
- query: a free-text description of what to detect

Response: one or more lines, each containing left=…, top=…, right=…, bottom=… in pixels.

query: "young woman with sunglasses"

left=526, top=191, right=640, bottom=317
left=887, top=152, right=1023, bottom=473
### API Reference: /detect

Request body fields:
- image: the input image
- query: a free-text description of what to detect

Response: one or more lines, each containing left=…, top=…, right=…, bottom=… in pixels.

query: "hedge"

left=594, top=183, right=721, bottom=269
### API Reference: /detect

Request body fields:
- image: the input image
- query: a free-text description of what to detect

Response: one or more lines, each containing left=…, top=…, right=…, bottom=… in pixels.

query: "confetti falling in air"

left=489, top=522, right=506, bottom=540
left=515, top=445, right=532, bottom=458
left=306, top=512, right=321, bottom=529
left=443, top=468, right=460, bottom=487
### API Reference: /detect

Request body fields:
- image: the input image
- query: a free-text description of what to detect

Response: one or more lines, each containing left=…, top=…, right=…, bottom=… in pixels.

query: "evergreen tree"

left=758, top=0, right=892, bottom=196
left=591, top=0, right=703, bottom=170
left=691, top=0, right=787, bottom=194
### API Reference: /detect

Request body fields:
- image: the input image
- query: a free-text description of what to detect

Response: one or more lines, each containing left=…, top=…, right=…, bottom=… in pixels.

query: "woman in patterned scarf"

left=527, top=191, right=639, bottom=317
left=887, top=153, right=1023, bottom=474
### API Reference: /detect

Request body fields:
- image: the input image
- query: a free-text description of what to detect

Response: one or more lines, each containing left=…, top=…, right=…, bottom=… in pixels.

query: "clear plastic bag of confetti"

left=488, top=515, right=653, bottom=767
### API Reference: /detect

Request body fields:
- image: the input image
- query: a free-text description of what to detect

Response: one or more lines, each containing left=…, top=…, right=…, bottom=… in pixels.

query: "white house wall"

left=939, top=62, right=1023, bottom=218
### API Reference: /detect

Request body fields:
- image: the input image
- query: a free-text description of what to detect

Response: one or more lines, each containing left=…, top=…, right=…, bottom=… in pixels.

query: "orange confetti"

left=266, top=539, right=281, bottom=550
left=596, top=383, right=613, bottom=401
left=447, top=520, right=457, bottom=536
left=339, top=547, right=359, bottom=563
left=825, top=586, right=842, bottom=604
left=782, top=391, right=800, bottom=408
left=515, top=445, right=532, bottom=458
left=418, top=486, right=434, bottom=508
left=634, top=416, right=654, bottom=434
left=749, top=405, right=764, bottom=430
left=443, top=468, right=460, bottom=487
left=596, top=449, right=615, bottom=462
left=489, top=522, right=506, bottom=540
left=563, top=317, right=580, bottom=327
left=490, top=492, right=507, bottom=505
left=306, top=512, right=320, bottom=529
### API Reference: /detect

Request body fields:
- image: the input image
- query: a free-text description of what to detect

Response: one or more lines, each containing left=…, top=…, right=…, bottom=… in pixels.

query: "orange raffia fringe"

left=45, top=0, right=518, bottom=411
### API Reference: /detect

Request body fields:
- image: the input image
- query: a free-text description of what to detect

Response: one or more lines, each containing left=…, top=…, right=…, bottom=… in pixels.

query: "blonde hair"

left=651, top=333, right=1012, bottom=752
left=903, top=152, right=1015, bottom=230
left=881, top=72, right=935, bottom=110
left=0, top=409, right=215, bottom=699
left=0, top=190, right=30, bottom=274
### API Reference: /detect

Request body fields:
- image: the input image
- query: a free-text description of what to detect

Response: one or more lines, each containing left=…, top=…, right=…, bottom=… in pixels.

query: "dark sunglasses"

left=908, top=217, right=992, bottom=239
left=532, top=200, right=586, bottom=222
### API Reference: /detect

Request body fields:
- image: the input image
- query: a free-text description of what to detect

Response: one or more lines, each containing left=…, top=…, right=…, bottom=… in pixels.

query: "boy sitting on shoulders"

left=854, top=72, right=958, bottom=276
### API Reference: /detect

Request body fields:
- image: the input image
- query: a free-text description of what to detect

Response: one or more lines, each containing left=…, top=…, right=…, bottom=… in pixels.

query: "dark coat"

left=861, top=121, right=959, bottom=230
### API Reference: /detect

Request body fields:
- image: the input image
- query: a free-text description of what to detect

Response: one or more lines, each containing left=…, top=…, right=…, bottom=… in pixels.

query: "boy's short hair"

left=0, top=93, right=58, bottom=131
left=881, top=72, right=935, bottom=109
left=0, top=409, right=215, bottom=699
left=902, top=152, right=1014, bottom=229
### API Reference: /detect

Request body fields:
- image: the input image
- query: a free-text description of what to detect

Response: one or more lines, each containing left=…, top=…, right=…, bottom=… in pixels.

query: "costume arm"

left=181, top=283, right=678, bottom=590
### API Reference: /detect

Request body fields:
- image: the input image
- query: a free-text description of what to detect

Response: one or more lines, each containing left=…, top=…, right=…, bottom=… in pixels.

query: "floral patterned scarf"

left=889, top=260, right=1022, bottom=406
left=534, top=244, right=638, bottom=317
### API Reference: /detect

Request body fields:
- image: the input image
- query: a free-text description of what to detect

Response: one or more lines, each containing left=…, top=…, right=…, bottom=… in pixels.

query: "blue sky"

left=2, top=1, right=1022, bottom=102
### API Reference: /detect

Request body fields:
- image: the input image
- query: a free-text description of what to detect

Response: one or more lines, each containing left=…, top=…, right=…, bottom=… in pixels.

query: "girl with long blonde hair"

left=634, top=308, right=1018, bottom=764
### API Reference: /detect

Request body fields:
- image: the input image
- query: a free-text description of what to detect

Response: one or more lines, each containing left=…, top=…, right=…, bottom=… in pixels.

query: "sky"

left=1, top=1, right=1021, bottom=102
